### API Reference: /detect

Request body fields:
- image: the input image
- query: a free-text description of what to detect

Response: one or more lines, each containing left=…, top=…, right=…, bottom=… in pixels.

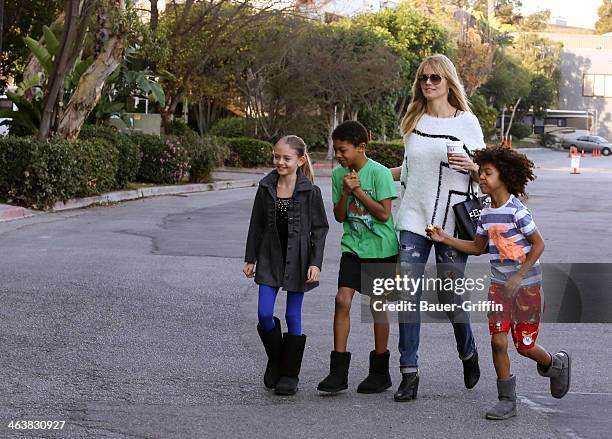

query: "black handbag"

left=453, top=181, right=489, bottom=241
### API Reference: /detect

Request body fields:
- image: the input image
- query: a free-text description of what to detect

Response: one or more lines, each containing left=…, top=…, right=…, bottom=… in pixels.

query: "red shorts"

left=488, top=282, right=542, bottom=351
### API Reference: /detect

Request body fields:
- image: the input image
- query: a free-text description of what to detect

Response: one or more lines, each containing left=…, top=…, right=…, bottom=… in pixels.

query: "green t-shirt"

left=332, top=158, right=399, bottom=259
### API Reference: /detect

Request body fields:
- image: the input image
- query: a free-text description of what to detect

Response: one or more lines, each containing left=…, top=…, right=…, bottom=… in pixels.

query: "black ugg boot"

left=274, top=333, right=307, bottom=395
left=462, top=352, right=480, bottom=389
left=257, top=317, right=282, bottom=389
left=317, top=351, right=351, bottom=393
left=357, top=350, right=392, bottom=393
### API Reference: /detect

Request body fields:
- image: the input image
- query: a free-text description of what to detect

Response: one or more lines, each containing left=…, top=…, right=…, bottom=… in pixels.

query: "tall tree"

left=38, top=0, right=97, bottom=141
left=474, top=0, right=522, bottom=26
left=0, top=0, right=62, bottom=89
left=350, top=4, right=451, bottom=115
left=595, top=0, right=612, bottom=34
left=454, top=27, right=495, bottom=96
left=153, top=0, right=289, bottom=125
left=297, top=23, right=401, bottom=157
left=56, top=0, right=131, bottom=142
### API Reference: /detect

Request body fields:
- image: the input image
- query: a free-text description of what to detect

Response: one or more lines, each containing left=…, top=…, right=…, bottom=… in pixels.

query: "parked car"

left=0, top=94, right=16, bottom=136
left=561, top=134, right=612, bottom=156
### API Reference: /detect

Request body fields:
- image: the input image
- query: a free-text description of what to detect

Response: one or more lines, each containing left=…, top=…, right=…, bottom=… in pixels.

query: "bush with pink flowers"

left=133, top=134, right=190, bottom=184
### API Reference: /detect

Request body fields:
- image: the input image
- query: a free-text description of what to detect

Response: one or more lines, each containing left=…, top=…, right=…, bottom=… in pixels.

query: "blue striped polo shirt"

left=476, top=194, right=542, bottom=286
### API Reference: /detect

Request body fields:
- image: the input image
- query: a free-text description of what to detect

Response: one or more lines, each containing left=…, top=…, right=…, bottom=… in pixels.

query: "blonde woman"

left=390, top=54, right=485, bottom=402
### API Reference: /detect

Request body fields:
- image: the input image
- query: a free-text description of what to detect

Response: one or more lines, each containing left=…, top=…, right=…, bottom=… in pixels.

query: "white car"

left=0, top=94, right=17, bottom=136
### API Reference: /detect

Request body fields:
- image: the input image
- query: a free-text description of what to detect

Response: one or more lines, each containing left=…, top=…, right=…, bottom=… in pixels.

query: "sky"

left=520, top=0, right=601, bottom=29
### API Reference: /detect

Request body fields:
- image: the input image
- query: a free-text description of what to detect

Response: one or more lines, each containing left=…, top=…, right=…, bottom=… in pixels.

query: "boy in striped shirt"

left=426, top=146, right=571, bottom=420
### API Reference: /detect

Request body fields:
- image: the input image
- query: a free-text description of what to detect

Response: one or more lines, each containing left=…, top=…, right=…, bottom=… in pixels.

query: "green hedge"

left=79, top=125, right=140, bottom=188
left=0, top=136, right=118, bottom=209
left=170, top=131, right=229, bottom=183
left=133, top=133, right=190, bottom=184
left=224, top=137, right=273, bottom=168
left=367, top=140, right=404, bottom=167
left=209, top=117, right=250, bottom=138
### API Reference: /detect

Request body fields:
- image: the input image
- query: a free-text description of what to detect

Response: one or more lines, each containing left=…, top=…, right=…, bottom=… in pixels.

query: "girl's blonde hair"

left=277, top=135, right=314, bottom=182
left=399, top=54, right=471, bottom=135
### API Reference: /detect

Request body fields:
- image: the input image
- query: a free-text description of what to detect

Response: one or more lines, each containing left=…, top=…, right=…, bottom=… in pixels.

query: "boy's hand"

left=306, top=265, right=320, bottom=283
left=504, top=273, right=523, bottom=298
left=243, top=262, right=256, bottom=278
left=346, top=170, right=361, bottom=192
left=425, top=224, right=446, bottom=242
left=341, top=173, right=353, bottom=195
left=342, top=170, right=360, bottom=195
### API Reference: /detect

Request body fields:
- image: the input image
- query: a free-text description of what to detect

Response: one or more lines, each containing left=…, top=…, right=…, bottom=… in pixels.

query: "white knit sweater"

left=396, top=112, right=486, bottom=237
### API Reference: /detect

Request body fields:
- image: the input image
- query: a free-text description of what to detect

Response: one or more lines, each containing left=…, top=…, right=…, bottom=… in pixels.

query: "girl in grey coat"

left=243, top=135, right=329, bottom=395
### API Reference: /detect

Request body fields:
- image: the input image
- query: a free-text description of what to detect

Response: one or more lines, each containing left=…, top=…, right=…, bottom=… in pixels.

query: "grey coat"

left=245, top=169, right=329, bottom=292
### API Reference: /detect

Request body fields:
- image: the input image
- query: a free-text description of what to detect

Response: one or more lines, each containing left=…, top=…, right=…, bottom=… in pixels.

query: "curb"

left=51, top=179, right=257, bottom=212
left=0, top=205, right=35, bottom=222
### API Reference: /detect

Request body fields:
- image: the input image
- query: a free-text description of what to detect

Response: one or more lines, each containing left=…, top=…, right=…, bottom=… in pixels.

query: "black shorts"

left=338, top=252, right=398, bottom=296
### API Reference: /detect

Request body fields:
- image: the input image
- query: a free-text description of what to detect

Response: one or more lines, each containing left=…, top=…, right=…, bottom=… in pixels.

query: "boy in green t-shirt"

left=317, top=121, right=399, bottom=394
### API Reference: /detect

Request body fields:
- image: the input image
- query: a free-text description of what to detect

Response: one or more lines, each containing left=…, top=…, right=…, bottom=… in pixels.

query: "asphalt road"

left=0, top=148, right=610, bottom=438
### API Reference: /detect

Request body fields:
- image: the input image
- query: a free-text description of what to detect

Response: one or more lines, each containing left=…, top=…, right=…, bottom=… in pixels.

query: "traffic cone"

left=581, top=149, right=585, bottom=157
left=592, top=149, right=596, bottom=157
left=570, top=151, right=581, bottom=174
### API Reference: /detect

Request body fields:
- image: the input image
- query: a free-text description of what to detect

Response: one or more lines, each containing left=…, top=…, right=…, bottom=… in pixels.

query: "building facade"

left=540, top=32, right=612, bottom=138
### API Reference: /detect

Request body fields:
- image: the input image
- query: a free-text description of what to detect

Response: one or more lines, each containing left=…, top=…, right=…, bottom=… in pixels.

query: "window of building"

left=583, top=73, right=612, bottom=97
left=594, top=75, right=606, bottom=96
left=584, top=74, right=594, bottom=96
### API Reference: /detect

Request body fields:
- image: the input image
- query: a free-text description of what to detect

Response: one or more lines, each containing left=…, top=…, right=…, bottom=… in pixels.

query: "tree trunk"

left=326, top=105, right=338, bottom=160
left=0, top=0, right=4, bottom=57
left=56, top=32, right=125, bottom=142
left=38, top=0, right=80, bottom=141
left=505, top=97, right=521, bottom=138
left=150, top=0, right=159, bottom=31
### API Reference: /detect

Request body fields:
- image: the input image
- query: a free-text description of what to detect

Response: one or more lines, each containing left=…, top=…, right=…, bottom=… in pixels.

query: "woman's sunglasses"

left=418, top=74, right=443, bottom=85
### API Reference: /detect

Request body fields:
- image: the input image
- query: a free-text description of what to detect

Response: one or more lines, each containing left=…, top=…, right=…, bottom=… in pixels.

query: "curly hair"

left=473, top=146, right=536, bottom=198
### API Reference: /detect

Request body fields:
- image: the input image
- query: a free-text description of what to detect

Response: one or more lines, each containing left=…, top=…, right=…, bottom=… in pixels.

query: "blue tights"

left=258, top=284, right=304, bottom=336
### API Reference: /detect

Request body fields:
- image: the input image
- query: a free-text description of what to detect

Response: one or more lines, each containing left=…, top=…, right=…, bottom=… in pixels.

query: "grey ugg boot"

left=537, top=350, right=571, bottom=399
left=485, top=375, right=517, bottom=420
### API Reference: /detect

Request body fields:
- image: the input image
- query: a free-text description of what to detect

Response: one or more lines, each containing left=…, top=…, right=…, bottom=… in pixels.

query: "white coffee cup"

left=446, top=140, right=465, bottom=169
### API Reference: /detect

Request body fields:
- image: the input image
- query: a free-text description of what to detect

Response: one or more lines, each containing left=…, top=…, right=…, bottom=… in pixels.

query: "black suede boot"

left=357, top=350, right=392, bottom=394
left=257, top=317, right=282, bottom=389
left=274, top=333, right=306, bottom=395
left=462, top=352, right=480, bottom=389
left=394, top=371, right=419, bottom=401
left=317, top=351, right=351, bottom=393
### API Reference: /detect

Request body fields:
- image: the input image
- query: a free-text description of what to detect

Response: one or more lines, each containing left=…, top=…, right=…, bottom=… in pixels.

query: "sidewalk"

left=0, top=161, right=340, bottom=223
left=0, top=170, right=260, bottom=223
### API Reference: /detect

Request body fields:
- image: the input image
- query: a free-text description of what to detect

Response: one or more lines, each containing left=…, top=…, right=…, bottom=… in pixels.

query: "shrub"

left=133, top=133, right=190, bottom=184
left=367, top=140, right=404, bottom=167
left=539, top=132, right=560, bottom=147
left=164, top=119, right=192, bottom=136
left=79, top=124, right=140, bottom=188
left=470, top=93, right=498, bottom=141
left=284, top=116, right=329, bottom=150
left=172, top=131, right=229, bottom=183
left=509, top=122, right=532, bottom=140
left=209, top=117, right=250, bottom=138
left=223, top=137, right=273, bottom=168
left=0, top=136, right=118, bottom=209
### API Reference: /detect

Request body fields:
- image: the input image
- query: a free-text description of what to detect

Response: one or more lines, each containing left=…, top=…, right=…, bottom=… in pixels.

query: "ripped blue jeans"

left=398, top=231, right=477, bottom=372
